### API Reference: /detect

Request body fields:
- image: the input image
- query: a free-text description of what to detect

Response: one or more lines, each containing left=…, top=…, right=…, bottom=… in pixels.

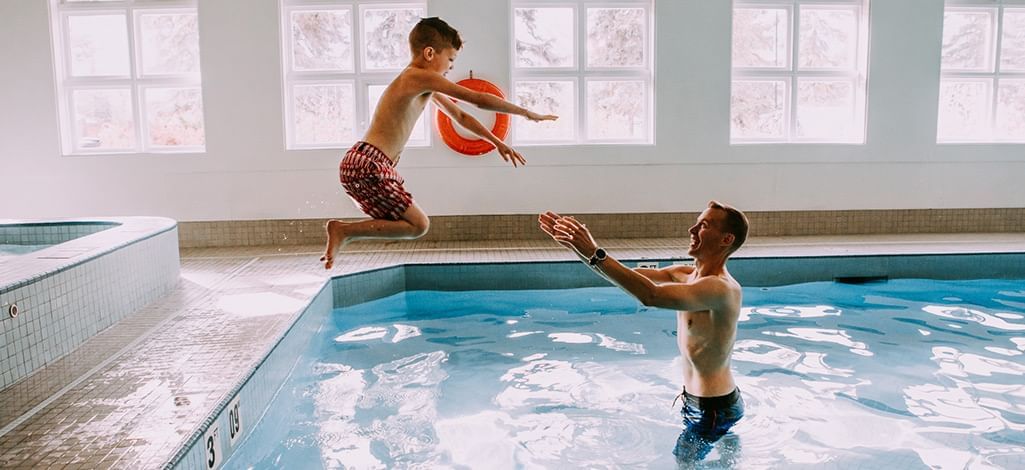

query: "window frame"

left=280, top=0, right=428, bottom=151
left=49, top=0, right=206, bottom=156
left=939, top=0, right=1025, bottom=143
left=730, top=0, right=871, bottom=145
left=509, top=0, right=655, bottom=146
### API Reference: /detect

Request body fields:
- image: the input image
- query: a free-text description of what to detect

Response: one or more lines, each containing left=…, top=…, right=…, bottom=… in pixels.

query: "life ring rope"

left=436, top=74, right=510, bottom=156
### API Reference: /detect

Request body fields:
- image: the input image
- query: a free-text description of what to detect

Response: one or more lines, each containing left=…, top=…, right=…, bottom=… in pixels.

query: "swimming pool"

left=0, top=244, right=52, bottom=257
left=222, top=279, right=1025, bottom=469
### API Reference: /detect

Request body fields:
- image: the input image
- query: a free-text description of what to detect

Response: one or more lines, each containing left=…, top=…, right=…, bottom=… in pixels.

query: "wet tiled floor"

left=0, top=234, right=1023, bottom=468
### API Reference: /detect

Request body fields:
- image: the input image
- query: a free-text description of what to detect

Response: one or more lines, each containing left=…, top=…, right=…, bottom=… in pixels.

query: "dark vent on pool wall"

left=834, top=275, right=889, bottom=284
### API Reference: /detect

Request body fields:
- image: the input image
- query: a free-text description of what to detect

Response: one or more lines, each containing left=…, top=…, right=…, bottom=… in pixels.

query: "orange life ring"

left=436, top=77, right=510, bottom=156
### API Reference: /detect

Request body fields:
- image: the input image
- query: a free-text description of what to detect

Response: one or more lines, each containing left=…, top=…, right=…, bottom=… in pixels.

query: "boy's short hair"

left=409, top=17, right=463, bottom=54
left=708, top=200, right=749, bottom=255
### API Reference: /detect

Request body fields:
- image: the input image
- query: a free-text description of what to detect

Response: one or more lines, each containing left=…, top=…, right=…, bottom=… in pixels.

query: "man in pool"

left=538, top=201, right=749, bottom=463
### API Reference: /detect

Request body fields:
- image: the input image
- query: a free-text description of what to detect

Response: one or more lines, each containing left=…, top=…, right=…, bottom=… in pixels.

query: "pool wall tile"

left=332, top=266, right=405, bottom=307
left=0, top=222, right=117, bottom=246
left=168, top=282, right=333, bottom=470
left=177, top=209, right=1025, bottom=248
left=730, top=254, right=1025, bottom=287
left=0, top=228, right=180, bottom=391
left=404, top=262, right=608, bottom=291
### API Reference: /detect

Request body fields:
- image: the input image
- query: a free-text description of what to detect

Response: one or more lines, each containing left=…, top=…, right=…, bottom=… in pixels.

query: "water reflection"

left=739, top=304, right=842, bottom=322
left=922, top=305, right=1025, bottom=331
left=904, top=383, right=1003, bottom=430
left=232, top=281, right=1025, bottom=469
left=734, top=339, right=854, bottom=377
left=314, top=352, right=448, bottom=468
left=762, top=328, right=873, bottom=356
left=931, top=346, right=1025, bottom=378
left=334, top=324, right=422, bottom=343
left=489, top=357, right=678, bottom=467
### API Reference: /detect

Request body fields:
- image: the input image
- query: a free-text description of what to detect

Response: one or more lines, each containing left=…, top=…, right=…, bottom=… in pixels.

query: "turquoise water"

left=228, top=279, right=1025, bottom=469
left=0, top=243, right=50, bottom=257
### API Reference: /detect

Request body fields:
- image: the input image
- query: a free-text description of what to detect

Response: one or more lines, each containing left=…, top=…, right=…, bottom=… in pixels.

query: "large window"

left=50, top=0, right=206, bottom=155
left=281, top=1, right=426, bottom=150
left=510, top=0, right=654, bottom=145
left=938, top=1, right=1025, bottom=143
left=730, top=0, right=870, bottom=144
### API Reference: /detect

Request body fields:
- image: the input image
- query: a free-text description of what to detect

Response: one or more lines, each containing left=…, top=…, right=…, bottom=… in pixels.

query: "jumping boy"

left=321, top=17, right=557, bottom=269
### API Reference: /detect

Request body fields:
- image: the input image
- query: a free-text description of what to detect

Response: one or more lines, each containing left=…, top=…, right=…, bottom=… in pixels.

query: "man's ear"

left=721, top=233, right=735, bottom=248
left=423, top=46, right=436, bottom=61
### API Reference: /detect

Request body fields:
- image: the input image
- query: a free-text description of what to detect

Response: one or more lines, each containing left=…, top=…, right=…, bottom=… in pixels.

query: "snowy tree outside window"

left=939, top=2, right=1025, bottom=143
left=730, top=0, right=870, bottom=144
left=291, top=10, right=354, bottom=72
left=512, top=0, right=653, bottom=144
left=282, top=1, right=427, bottom=150
left=52, top=1, right=206, bottom=154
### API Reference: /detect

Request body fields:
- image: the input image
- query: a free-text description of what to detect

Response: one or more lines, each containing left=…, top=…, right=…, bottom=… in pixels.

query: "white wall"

left=1, top=0, right=1023, bottom=221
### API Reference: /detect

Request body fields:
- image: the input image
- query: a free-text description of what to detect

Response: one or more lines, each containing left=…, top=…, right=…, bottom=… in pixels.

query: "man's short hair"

left=708, top=200, right=749, bottom=255
left=409, top=17, right=463, bottom=55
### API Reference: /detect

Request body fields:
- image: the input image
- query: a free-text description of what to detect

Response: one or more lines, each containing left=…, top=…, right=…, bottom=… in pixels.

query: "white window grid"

left=50, top=0, right=205, bottom=155
left=509, top=0, right=655, bottom=146
left=280, top=0, right=428, bottom=151
left=939, top=0, right=1025, bottom=143
left=730, top=0, right=871, bottom=145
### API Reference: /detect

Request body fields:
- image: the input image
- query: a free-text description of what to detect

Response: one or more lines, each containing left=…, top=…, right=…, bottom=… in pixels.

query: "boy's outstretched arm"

left=416, top=69, right=558, bottom=122
left=432, top=94, right=526, bottom=167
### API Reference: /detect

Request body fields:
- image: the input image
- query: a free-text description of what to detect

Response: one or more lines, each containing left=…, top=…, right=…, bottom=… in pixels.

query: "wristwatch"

left=588, top=248, right=607, bottom=267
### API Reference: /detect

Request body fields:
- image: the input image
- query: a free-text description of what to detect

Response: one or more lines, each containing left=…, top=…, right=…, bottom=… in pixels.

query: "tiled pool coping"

left=0, top=234, right=1022, bottom=468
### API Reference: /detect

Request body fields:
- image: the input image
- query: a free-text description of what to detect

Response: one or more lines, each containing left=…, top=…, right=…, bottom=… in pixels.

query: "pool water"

left=228, top=279, right=1025, bottom=469
left=0, top=243, right=51, bottom=257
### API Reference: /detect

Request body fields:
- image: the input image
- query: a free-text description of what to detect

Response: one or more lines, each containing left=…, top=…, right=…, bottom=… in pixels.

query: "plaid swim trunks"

left=339, top=141, right=414, bottom=221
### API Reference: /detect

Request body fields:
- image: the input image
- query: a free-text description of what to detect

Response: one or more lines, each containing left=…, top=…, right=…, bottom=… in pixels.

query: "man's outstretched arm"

left=539, top=212, right=721, bottom=311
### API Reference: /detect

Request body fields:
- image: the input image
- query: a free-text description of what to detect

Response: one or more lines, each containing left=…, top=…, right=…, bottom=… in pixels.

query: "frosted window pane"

left=291, top=10, right=353, bottom=72
left=941, top=10, right=994, bottom=71
left=68, top=15, right=130, bottom=77
left=1001, top=10, right=1025, bottom=72
left=362, top=8, right=423, bottom=71
left=514, top=8, right=574, bottom=68
left=72, top=88, right=135, bottom=149
left=996, top=80, right=1025, bottom=140
left=586, top=80, right=646, bottom=140
left=145, top=87, right=205, bottom=147
left=732, top=8, right=789, bottom=68
left=586, top=8, right=645, bottom=68
left=796, top=80, right=855, bottom=139
left=514, top=81, right=575, bottom=141
left=937, top=80, right=991, bottom=140
left=139, top=12, right=201, bottom=75
left=798, top=7, right=858, bottom=70
left=292, top=84, right=356, bottom=145
left=731, top=80, right=786, bottom=139
left=368, top=84, right=427, bottom=145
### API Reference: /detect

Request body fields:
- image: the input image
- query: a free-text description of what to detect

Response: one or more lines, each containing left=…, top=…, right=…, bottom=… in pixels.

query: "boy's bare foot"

left=321, top=219, right=349, bottom=269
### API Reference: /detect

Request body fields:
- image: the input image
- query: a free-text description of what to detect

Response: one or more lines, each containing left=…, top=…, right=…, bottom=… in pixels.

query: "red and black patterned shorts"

left=339, top=141, right=414, bottom=221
